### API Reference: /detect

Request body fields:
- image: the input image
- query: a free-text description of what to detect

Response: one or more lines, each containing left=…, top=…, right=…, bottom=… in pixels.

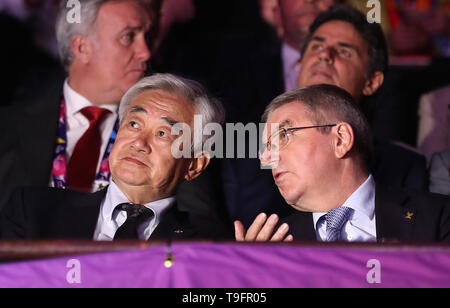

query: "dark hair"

left=301, top=4, right=388, bottom=77
left=262, top=84, right=374, bottom=171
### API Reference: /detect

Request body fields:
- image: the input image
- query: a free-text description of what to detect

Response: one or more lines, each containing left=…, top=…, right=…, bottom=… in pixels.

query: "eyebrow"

left=311, top=36, right=359, bottom=53
left=311, top=36, right=325, bottom=43
left=161, top=116, right=179, bottom=127
left=129, top=106, right=179, bottom=126
left=129, top=105, right=147, bottom=114
left=121, top=24, right=149, bottom=33
left=279, top=120, right=293, bottom=129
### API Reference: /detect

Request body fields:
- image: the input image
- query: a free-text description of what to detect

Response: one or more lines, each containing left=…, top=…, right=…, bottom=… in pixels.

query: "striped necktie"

left=326, top=207, right=353, bottom=242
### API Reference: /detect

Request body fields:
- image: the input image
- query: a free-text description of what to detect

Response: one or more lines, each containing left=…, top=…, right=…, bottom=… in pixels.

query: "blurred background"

left=1, top=0, right=449, bottom=161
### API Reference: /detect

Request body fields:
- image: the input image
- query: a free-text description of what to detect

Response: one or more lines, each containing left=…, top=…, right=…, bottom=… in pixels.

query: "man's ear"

left=333, top=122, right=355, bottom=159
left=363, top=71, right=384, bottom=96
left=184, top=152, right=211, bottom=181
left=71, top=34, right=93, bottom=64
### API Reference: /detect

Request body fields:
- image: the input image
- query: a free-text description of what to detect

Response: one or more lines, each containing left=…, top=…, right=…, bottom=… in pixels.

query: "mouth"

left=129, top=64, right=147, bottom=75
left=297, top=9, right=319, bottom=18
left=273, top=171, right=289, bottom=183
left=311, top=67, right=333, bottom=79
left=123, top=156, right=147, bottom=166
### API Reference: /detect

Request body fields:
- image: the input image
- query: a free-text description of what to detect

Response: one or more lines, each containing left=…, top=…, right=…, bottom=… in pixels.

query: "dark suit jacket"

left=0, top=13, right=58, bottom=108
left=0, top=187, right=233, bottom=240
left=0, top=67, right=66, bottom=212
left=0, top=68, right=233, bottom=232
left=279, top=185, right=450, bottom=243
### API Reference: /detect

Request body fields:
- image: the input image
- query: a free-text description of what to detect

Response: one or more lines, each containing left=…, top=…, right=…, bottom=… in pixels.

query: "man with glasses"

left=235, top=84, right=450, bottom=242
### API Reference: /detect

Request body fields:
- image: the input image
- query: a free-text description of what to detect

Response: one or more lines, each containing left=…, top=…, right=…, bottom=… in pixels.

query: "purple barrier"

left=0, top=242, right=449, bottom=288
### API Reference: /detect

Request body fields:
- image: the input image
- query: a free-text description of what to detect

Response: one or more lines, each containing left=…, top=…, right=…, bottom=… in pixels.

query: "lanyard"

left=51, top=98, right=119, bottom=192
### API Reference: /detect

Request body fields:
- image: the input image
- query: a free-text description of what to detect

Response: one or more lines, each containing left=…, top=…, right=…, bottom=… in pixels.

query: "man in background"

left=0, top=0, right=154, bottom=210
left=296, top=5, right=428, bottom=191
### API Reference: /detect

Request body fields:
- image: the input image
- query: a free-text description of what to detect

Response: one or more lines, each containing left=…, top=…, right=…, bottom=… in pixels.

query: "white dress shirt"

left=49, top=80, right=118, bottom=189
left=282, top=43, right=301, bottom=92
left=313, top=175, right=377, bottom=242
left=94, top=182, right=176, bottom=241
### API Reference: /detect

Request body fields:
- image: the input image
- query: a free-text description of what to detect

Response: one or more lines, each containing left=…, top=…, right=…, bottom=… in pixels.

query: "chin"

left=279, top=187, right=295, bottom=203
left=280, top=187, right=303, bottom=208
left=116, top=176, right=148, bottom=187
left=114, top=168, right=148, bottom=187
left=310, top=75, right=335, bottom=86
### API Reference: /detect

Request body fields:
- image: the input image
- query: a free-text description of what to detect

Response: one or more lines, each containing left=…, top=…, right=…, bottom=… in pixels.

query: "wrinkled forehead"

left=267, top=102, right=312, bottom=126
left=310, top=20, right=368, bottom=51
left=263, top=102, right=312, bottom=139
left=127, top=90, right=195, bottom=126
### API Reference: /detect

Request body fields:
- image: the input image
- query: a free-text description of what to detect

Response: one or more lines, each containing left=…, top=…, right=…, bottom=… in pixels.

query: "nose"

left=131, top=133, right=151, bottom=154
left=136, top=35, right=151, bottom=62
left=260, top=148, right=280, bottom=170
left=318, top=46, right=334, bottom=64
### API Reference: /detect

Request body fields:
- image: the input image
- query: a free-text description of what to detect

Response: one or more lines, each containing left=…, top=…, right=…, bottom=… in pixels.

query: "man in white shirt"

left=0, top=0, right=155, bottom=209
left=0, top=74, right=232, bottom=241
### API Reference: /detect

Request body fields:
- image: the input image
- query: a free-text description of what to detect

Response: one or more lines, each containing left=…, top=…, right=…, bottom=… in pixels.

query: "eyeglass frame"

left=260, top=124, right=338, bottom=157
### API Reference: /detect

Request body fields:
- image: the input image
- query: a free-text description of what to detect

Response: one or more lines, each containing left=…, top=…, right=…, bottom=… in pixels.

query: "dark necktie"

left=114, top=203, right=155, bottom=240
left=67, top=107, right=110, bottom=192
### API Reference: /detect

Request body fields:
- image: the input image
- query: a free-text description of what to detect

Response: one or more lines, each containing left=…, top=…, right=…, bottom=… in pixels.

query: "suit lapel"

left=375, top=185, right=416, bottom=242
left=282, top=211, right=317, bottom=241
left=54, top=189, right=106, bottom=239
left=150, top=203, right=197, bottom=240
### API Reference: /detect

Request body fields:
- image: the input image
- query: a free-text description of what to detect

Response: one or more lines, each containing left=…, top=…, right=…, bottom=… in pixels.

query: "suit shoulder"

left=6, top=187, right=104, bottom=211
left=378, top=185, right=450, bottom=211
left=375, top=140, right=426, bottom=162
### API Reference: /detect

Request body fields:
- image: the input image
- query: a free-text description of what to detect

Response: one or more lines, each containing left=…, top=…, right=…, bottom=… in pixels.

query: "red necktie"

left=67, top=107, right=111, bottom=192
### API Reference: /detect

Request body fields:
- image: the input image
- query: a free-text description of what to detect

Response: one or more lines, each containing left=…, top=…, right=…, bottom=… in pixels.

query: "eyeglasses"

left=259, top=124, right=337, bottom=158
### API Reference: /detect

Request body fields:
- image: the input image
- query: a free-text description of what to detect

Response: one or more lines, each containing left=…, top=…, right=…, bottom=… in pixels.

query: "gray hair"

left=262, top=84, right=374, bottom=170
left=56, top=0, right=149, bottom=70
left=119, top=73, right=226, bottom=153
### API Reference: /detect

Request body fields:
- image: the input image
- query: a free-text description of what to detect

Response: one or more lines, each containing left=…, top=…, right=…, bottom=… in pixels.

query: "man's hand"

left=235, top=213, right=294, bottom=242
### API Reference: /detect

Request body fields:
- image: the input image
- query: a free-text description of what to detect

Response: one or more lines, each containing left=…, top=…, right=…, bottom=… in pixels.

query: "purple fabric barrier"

left=0, top=242, right=449, bottom=288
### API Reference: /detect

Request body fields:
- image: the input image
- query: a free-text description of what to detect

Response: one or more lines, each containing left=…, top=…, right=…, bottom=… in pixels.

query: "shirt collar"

left=63, top=79, right=118, bottom=116
left=312, top=175, right=376, bottom=228
left=282, top=42, right=301, bottom=71
left=102, top=181, right=176, bottom=224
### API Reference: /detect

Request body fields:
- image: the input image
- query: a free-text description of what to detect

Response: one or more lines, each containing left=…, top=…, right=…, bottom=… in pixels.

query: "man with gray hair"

left=1, top=74, right=232, bottom=241
left=236, top=84, right=450, bottom=243
left=0, top=0, right=156, bottom=211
